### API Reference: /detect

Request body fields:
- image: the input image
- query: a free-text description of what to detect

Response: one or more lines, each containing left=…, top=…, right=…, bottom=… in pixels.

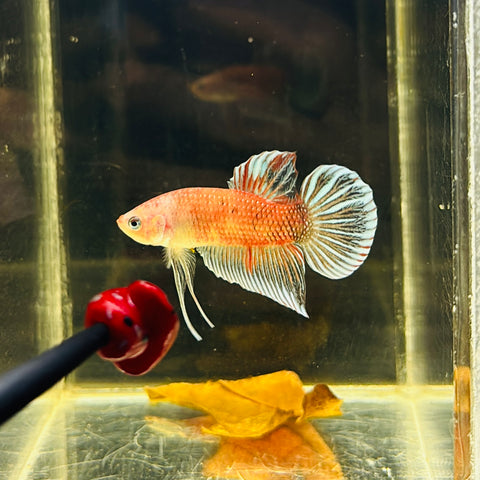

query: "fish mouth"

left=116, top=215, right=127, bottom=234
left=116, top=215, right=128, bottom=233
left=116, top=215, right=133, bottom=239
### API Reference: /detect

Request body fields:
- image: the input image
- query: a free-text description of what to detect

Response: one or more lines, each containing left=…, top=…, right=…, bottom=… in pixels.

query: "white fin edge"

left=228, top=150, right=298, bottom=201
left=299, top=164, right=377, bottom=279
left=197, top=244, right=308, bottom=316
left=164, top=248, right=214, bottom=341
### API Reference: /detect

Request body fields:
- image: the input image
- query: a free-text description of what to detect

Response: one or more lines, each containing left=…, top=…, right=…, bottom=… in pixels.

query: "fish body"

left=124, top=187, right=308, bottom=249
left=117, top=151, right=377, bottom=340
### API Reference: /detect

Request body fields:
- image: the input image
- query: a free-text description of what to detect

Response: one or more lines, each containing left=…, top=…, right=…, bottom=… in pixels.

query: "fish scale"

left=165, top=187, right=308, bottom=248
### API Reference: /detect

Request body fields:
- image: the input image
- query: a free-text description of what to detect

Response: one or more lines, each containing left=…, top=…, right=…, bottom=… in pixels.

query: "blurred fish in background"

left=190, top=64, right=286, bottom=103
left=121, top=0, right=360, bottom=159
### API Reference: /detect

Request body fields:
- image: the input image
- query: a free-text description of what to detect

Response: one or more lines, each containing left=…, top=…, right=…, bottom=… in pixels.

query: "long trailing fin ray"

left=227, top=150, right=298, bottom=202
left=197, top=244, right=307, bottom=316
left=184, top=274, right=215, bottom=329
left=164, top=248, right=214, bottom=340
left=299, top=164, right=377, bottom=280
left=170, top=261, right=201, bottom=341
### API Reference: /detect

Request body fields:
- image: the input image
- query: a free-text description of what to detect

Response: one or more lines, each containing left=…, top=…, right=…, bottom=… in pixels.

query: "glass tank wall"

left=0, top=0, right=466, bottom=478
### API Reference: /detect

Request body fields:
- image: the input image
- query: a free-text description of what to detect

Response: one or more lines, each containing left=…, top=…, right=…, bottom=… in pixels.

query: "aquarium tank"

left=0, top=0, right=475, bottom=478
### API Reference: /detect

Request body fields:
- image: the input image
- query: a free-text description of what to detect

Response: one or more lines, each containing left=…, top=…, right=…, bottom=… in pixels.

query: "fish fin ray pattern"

left=228, top=150, right=298, bottom=202
left=197, top=244, right=307, bottom=316
left=299, top=164, right=377, bottom=279
left=164, top=247, right=214, bottom=341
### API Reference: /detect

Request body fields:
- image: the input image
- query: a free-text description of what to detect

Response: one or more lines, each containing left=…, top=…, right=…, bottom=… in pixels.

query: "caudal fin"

left=299, top=164, right=377, bottom=279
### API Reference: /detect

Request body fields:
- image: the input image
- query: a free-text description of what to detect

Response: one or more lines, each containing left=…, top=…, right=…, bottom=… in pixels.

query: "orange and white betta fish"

left=117, top=151, right=377, bottom=340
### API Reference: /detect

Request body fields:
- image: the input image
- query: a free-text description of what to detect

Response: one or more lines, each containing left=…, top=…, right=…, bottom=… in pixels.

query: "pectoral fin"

left=164, top=248, right=214, bottom=341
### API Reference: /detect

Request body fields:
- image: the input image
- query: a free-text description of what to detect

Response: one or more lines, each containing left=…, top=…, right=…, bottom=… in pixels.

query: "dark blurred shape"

left=0, top=87, right=33, bottom=149
left=190, top=64, right=286, bottom=103
left=184, top=0, right=355, bottom=94
left=0, top=150, right=33, bottom=226
left=124, top=59, right=359, bottom=158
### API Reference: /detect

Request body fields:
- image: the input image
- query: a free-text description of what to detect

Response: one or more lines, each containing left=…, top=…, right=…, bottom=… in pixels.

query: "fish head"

left=117, top=203, right=167, bottom=246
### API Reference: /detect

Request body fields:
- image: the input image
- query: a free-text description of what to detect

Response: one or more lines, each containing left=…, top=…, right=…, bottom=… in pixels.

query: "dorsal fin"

left=227, top=150, right=298, bottom=202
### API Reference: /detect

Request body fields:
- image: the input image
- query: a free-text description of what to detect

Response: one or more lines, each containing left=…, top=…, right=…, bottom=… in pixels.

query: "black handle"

left=0, top=322, right=110, bottom=425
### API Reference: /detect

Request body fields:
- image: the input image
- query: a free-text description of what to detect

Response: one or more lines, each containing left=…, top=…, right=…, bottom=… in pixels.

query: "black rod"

left=0, top=322, right=110, bottom=425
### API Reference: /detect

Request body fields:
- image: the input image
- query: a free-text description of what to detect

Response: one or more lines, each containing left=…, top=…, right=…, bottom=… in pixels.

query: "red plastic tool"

left=84, top=280, right=179, bottom=375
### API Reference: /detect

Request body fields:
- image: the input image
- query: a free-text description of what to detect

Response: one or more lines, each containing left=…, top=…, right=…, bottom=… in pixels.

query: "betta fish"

left=189, top=65, right=286, bottom=103
left=117, top=151, right=377, bottom=340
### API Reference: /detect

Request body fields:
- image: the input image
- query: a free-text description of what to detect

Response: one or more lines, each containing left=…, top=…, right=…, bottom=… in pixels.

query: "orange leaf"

left=203, top=424, right=344, bottom=480
left=145, top=370, right=305, bottom=437
left=302, top=384, right=343, bottom=420
left=145, top=371, right=344, bottom=479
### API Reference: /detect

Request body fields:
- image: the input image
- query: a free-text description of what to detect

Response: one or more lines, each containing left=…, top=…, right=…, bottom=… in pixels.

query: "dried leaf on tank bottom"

left=145, top=370, right=343, bottom=479
left=145, top=370, right=307, bottom=437
left=145, top=415, right=217, bottom=442
left=203, top=424, right=343, bottom=480
left=302, top=383, right=343, bottom=420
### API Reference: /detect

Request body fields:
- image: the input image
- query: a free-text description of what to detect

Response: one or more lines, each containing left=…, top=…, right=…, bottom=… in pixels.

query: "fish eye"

left=128, top=216, right=141, bottom=230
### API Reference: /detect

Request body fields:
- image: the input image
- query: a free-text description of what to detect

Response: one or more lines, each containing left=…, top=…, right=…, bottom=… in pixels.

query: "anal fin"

left=164, top=248, right=214, bottom=341
left=197, top=244, right=307, bottom=316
